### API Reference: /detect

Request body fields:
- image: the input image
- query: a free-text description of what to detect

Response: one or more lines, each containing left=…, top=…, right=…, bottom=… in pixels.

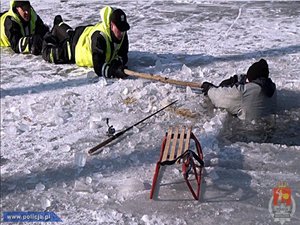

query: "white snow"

left=1, top=0, right=300, bottom=224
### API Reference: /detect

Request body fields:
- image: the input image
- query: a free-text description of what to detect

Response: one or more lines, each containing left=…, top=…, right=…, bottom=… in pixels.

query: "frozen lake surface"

left=1, top=0, right=300, bottom=224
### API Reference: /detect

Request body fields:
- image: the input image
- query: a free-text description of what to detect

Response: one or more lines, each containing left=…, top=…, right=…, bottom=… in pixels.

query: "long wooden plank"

left=161, top=127, right=173, bottom=161
left=124, top=69, right=202, bottom=89
left=169, top=127, right=179, bottom=160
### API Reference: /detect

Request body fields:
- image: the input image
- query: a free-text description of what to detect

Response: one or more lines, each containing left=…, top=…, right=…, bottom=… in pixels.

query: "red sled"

left=150, top=126, right=204, bottom=200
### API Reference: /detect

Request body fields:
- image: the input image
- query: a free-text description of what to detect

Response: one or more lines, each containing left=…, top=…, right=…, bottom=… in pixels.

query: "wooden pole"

left=124, top=69, right=202, bottom=89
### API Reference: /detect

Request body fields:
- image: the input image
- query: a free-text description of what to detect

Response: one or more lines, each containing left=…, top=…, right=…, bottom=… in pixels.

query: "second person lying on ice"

left=42, top=6, right=130, bottom=78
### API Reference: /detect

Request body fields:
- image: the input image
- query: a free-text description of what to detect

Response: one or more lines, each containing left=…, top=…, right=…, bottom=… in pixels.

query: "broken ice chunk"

left=35, top=182, right=45, bottom=191
left=74, top=152, right=87, bottom=167
left=41, top=197, right=51, bottom=210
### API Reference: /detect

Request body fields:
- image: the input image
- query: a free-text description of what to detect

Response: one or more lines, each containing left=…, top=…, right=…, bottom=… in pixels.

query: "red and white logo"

left=269, top=182, right=296, bottom=224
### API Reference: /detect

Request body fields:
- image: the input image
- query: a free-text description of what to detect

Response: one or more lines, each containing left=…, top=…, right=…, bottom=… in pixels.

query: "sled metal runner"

left=150, top=126, right=204, bottom=200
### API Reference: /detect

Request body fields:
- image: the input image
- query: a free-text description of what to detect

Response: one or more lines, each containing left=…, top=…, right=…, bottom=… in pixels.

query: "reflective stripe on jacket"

left=75, top=6, right=124, bottom=67
left=0, top=0, right=37, bottom=47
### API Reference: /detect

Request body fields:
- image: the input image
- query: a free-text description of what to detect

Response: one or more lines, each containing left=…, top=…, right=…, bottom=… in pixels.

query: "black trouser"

left=42, top=23, right=74, bottom=64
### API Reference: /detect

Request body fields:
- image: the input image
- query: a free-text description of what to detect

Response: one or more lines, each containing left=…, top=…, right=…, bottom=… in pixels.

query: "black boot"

left=54, top=15, right=63, bottom=26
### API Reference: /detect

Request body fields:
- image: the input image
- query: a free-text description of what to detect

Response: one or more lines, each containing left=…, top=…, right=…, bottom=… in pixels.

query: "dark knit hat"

left=14, top=1, right=31, bottom=7
left=110, top=9, right=130, bottom=32
left=246, top=59, right=269, bottom=82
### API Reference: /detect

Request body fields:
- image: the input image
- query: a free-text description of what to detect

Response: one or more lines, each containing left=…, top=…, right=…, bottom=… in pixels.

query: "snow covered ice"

left=1, top=0, right=300, bottom=224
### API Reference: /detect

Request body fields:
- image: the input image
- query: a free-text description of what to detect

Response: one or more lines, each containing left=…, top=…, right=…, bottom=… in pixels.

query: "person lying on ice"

left=0, top=0, right=49, bottom=55
left=42, top=6, right=130, bottom=79
left=201, top=59, right=277, bottom=120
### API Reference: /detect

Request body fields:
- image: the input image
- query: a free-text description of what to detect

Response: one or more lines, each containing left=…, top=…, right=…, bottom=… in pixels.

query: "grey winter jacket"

left=207, top=76, right=277, bottom=120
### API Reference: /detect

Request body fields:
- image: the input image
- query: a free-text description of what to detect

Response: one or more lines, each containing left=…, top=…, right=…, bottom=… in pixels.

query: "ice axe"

left=124, top=69, right=202, bottom=89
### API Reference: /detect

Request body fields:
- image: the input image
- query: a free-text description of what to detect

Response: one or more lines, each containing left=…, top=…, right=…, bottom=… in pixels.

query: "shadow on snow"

left=1, top=44, right=299, bottom=98
left=0, top=144, right=158, bottom=198
left=128, top=44, right=300, bottom=71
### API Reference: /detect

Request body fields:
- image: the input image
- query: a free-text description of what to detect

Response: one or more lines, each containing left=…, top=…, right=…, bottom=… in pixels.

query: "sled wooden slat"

left=169, top=127, right=179, bottom=160
left=161, top=127, right=173, bottom=162
left=184, top=127, right=192, bottom=153
left=176, top=127, right=186, bottom=161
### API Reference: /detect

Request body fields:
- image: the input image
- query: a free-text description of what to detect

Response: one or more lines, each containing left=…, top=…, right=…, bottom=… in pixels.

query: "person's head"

left=246, top=58, right=269, bottom=82
left=110, top=9, right=130, bottom=41
left=14, top=1, right=31, bottom=22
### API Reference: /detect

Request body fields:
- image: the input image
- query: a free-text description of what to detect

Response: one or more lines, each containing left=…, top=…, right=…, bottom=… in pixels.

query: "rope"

left=160, top=149, right=204, bottom=167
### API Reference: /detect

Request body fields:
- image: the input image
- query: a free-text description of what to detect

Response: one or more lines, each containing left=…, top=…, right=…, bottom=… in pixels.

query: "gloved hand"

left=43, top=32, right=58, bottom=45
left=30, top=34, right=43, bottom=55
left=201, top=82, right=216, bottom=96
left=108, top=59, right=128, bottom=78
left=218, top=75, right=238, bottom=87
